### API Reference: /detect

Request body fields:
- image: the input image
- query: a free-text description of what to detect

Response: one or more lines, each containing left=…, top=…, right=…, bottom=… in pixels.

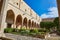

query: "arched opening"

left=37, top=24, right=39, bottom=28
left=23, top=17, right=27, bottom=28
left=36, top=23, right=37, bottom=27
left=34, top=22, right=35, bottom=27
left=34, top=22, right=36, bottom=27
left=6, top=10, right=15, bottom=28
left=38, top=24, right=40, bottom=28
left=32, top=21, right=34, bottom=28
left=16, top=15, right=22, bottom=28
left=28, top=20, right=31, bottom=28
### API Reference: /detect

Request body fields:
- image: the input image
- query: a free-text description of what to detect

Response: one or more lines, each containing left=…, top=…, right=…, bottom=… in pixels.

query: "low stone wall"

left=5, top=33, right=45, bottom=40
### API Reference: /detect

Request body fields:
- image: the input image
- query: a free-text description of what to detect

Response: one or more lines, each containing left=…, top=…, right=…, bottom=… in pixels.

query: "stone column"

left=21, top=19, right=23, bottom=29
left=13, top=16, right=16, bottom=28
left=0, top=0, right=9, bottom=37
left=26, top=20, right=28, bottom=29
left=57, top=0, right=60, bottom=29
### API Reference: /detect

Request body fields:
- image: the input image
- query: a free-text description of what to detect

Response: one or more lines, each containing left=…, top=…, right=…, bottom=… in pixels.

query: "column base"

left=0, top=31, right=5, bottom=37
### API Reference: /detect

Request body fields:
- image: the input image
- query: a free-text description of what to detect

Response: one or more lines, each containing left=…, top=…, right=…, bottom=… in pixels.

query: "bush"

left=30, top=29, right=38, bottom=33
left=4, top=28, right=46, bottom=39
left=4, top=28, right=13, bottom=33
left=13, top=28, right=19, bottom=32
left=29, top=29, right=38, bottom=36
left=29, top=32, right=37, bottom=37
left=19, top=29, right=30, bottom=35
left=38, top=29, right=49, bottom=32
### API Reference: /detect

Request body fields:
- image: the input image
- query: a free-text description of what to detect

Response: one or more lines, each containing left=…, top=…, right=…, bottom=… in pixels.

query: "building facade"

left=42, top=18, right=55, bottom=22
left=0, top=0, right=41, bottom=36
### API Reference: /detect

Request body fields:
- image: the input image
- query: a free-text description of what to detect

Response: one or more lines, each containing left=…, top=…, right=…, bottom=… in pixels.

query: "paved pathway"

left=5, top=33, right=60, bottom=40
left=5, top=33, right=45, bottom=40
left=45, top=33, right=60, bottom=40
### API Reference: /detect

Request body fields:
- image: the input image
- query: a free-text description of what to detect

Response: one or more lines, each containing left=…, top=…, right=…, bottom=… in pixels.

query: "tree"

left=54, top=17, right=59, bottom=29
left=40, top=22, right=55, bottom=30
left=40, top=22, right=45, bottom=28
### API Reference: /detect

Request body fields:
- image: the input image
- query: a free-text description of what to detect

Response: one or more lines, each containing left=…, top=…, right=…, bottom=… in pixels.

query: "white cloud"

left=41, top=7, right=58, bottom=18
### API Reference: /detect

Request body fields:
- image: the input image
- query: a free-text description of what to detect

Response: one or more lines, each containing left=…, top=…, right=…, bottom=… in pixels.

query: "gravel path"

left=5, top=33, right=45, bottom=40
left=45, top=33, right=60, bottom=40
left=5, top=33, right=60, bottom=40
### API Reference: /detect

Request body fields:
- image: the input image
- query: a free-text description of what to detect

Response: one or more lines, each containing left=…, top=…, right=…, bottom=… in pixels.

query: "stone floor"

left=5, top=33, right=45, bottom=40
left=46, top=37, right=60, bottom=40
left=5, top=33, right=60, bottom=40
left=45, top=33, right=60, bottom=40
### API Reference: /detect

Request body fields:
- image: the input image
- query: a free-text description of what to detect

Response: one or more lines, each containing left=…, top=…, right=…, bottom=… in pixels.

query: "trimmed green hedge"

left=4, top=28, right=47, bottom=39
left=4, top=28, right=20, bottom=33
left=19, top=29, right=30, bottom=35
left=4, top=28, right=13, bottom=33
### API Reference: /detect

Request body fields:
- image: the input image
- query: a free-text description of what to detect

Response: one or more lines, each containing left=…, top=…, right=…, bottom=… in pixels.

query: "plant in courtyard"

left=40, top=22, right=55, bottom=30
left=4, top=28, right=46, bottom=39
left=13, top=28, right=20, bottom=32
left=19, top=29, right=30, bottom=35
left=38, top=28, right=47, bottom=32
left=4, top=28, right=13, bottom=33
left=54, top=17, right=59, bottom=29
left=29, top=29, right=38, bottom=36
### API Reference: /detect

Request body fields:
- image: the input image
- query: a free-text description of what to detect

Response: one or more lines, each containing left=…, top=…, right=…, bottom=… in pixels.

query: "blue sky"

left=24, top=0, right=58, bottom=18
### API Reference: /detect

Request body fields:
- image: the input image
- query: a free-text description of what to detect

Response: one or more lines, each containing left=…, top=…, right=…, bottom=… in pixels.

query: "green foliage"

left=13, top=28, right=20, bottom=32
left=4, top=28, right=13, bottom=33
left=4, top=28, right=46, bottom=39
left=29, top=29, right=38, bottom=36
left=19, top=29, right=30, bottom=35
left=38, top=29, right=48, bottom=32
left=54, top=17, right=59, bottom=28
left=40, top=22, right=55, bottom=30
left=30, top=29, right=38, bottom=33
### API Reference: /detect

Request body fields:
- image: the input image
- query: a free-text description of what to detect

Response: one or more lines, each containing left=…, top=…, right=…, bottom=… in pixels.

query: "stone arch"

left=37, top=24, right=39, bottom=28
left=38, top=24, right=40, bottom=28
left=36, top=23, right=37, bottom=27
left=34, top=22, right=36, bottom=28
left=16, top=15, right=22, bottom=28
left=23, top=17, right=27, bottom=28
left=34, top=22, right=36, bottom=27
left=28, top=20, right=31, bottom=28
left=6, top=10, right=15, bottom=28
left=32, top=21, right=34, bottom=28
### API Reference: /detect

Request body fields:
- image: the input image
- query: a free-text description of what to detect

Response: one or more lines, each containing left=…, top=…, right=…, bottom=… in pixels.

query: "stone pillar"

left=13, top=16, right=16, bottom=28
left=26, top=20, right=28, bottom=29
left=21, top=19, right=23, bottom=29
left=57, top=0, right=60, bottom=29
left=0, top=0, right=9, bottom=37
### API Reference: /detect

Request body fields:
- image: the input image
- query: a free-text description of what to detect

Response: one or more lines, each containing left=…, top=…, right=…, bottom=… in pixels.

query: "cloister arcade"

left=6, top=10, right=40, bottom=29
